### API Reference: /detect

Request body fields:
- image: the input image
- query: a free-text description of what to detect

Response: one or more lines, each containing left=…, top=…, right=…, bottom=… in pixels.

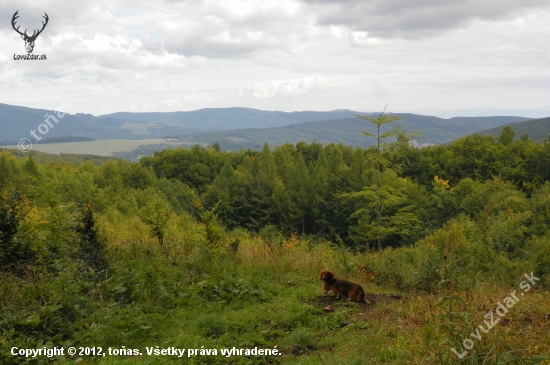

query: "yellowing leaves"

left=433, top=176, right=450, bottom=189
left=283, top=232, right=310, bottom=250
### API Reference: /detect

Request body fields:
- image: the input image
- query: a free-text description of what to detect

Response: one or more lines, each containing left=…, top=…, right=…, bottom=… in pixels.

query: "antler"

left=33, top=13, right=49, bottom=38
left=11, top=10, right=27, bottom=37
left=11, top=11, right=49, bottom=40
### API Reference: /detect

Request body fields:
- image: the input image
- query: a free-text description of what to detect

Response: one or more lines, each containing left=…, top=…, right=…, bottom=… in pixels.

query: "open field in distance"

left=5, top=139, right=204, bottom=156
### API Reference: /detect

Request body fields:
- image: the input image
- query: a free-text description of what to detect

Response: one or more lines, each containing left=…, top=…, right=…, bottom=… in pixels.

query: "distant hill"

left=100, top=108, right=366, bottom=130
left=0, top=103, right=190, bottom=143
left=477, top=116, right=550, bottom=141
left=169, top=114, right=532, bottom=150
left=430, top=108, right=550, bottom=119
left=0, top=102, right=534, bottom=155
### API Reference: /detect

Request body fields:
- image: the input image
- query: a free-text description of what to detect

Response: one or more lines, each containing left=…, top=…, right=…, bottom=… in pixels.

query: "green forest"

left=1, top=123, right=549, bottom=364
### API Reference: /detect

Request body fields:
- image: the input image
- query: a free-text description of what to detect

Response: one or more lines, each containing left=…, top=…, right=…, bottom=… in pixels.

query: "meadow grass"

left=3, top=140, right=199, bottom=157
left=1, top=215, right=549, bottom=365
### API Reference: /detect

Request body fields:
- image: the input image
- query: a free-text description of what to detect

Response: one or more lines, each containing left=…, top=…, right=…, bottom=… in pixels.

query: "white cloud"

left=0, top=0, right=548, bottom=114
left=235, top=76, right=329, bottom=99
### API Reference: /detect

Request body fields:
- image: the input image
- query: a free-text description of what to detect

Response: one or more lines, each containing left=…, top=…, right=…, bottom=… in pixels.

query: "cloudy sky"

left=1, top=0, right=549, bottom=116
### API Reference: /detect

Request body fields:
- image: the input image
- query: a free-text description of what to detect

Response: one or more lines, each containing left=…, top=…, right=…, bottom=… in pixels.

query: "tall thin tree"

left=355, top=106, right=402, bottom=253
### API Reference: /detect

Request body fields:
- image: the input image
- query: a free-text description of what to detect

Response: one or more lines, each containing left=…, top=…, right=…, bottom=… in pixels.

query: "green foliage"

left=140, top=145, right=228, bottom=193
left=0, top=151, right=20, bottom=186
left=76, top=204, right=108, bottom=271
left=191, top=190, right=223, bottom=246
left=198, top=278, right=271, bottom=304
left=259, top=225, right=283, bottom=247
left=138, top=192, right=174, bottom=247
left=0, top=189, right=35, bottom=272
left=342, top=170, right=423, bottom=249
left=0, top=146, right=549, bottom=364
left=355, top=113, right=403, bottom=252
left=194, top=314, right=230, bottom=338
left=155, top=178, right=194, bottom=215
left=498, top=125, right=516, bottom=145
left=480, top=116, right=550, bottom=142
left=283, top=328, right=318, bottom=353
left=153, top=112, right=531, bottom=151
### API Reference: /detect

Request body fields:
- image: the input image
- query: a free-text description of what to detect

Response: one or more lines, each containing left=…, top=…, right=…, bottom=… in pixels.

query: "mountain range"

left=99, top=108, right=363, bottom=131
left=0, top=103, right=187, bottom=144
left=1, top=102, right=534, bottom=144
left=164, top=114, right=533, bottom=150
left=2, top=102, right=548, bottom=158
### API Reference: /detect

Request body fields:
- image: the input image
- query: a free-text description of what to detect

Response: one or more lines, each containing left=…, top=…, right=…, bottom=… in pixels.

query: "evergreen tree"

left=259, top=142, right=277, bottom=181
left=498, top=125, right=515, bottom=145
left=312, top=149, right=328, bottom=234
left=355, top=112, right=402, bottom=252
left=343, top=170, right=422, bottom=249
left=76, top=204, right=108, bottom=271
left=287, top=153, right=310, bottom=234
left=273, top=144, right=293, bottom=184
left=0, top=189, right=34, bottom=272
left=272, top=179, right=294, bottom=233
left=24, top=154, right=40, bottom=177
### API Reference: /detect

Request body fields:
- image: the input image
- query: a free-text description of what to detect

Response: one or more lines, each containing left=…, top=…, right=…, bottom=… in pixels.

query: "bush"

left=0, top=189, right=35, bottom=273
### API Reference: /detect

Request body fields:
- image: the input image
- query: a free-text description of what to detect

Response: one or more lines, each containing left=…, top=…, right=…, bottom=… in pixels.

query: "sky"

left=1, top=0, right=549, bottom=116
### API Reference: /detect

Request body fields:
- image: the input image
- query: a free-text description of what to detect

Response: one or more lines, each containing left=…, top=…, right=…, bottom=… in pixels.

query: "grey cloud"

left=301, top=0, right=550, bottom=38
left=158, top=2, right=303, bottom=58
left=141, top=34, right=164, bottom=54
left=0, top=1, right=115, bottom=34
left=165, top=37, right=268, bottom=58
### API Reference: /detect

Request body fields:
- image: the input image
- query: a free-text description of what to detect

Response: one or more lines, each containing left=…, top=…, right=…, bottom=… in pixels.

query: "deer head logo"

left=12, top=11, right=49, bottom=54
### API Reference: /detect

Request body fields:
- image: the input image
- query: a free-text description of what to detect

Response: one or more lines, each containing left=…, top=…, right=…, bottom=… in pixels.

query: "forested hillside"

left=479, top=116, right=550, bottom=141
left=141, top=127, right=550, bottom=248
left=100, top=108, right=361, bottom=130
left=1, top=124, right=549, bottom=364
left=0, top=103, right=191, bottom=143
left=166, top=114, right=531, bottom=150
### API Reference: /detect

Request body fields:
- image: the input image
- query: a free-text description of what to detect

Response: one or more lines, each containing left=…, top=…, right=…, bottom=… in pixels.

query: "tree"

left=498, top=125, right=515, bottom=145
left=0, top=189, right=34, bottom=272
left=342, top=170, right=422, bottom=249
left=203, top=162, right=237, bottom=227
left=138, top=192, right=173, bottom=247
left=259, top=142, right=277, bottom=181
left=355, top=112, right=402, bottom=252
left=76, top=204, right=108, bottom=271
left=312, top=149, right=329, bottom=234
left=287, top=153, right=311, bottom=234
left=272, top=179, right=294, bottom=233
left=190, top=190, right=223, bottom=246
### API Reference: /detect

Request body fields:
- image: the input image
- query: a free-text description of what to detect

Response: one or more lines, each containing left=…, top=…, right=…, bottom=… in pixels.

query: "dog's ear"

left=320, top=270, right=333, bottom=280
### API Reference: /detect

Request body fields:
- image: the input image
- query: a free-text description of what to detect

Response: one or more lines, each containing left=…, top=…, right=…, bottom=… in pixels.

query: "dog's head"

left=319, top=270, right=334, bottom=281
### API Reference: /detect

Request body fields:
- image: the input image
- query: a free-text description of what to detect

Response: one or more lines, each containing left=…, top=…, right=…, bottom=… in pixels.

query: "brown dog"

left=319, top=270, right=370, bottom=304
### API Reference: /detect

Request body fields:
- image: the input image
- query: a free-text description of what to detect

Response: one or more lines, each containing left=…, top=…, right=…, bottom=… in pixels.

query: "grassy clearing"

left=1, top=147, right=549, bottom=364
left=2, top=214, right=548, bottom=365
left=4, top=140, right=201, bottom=156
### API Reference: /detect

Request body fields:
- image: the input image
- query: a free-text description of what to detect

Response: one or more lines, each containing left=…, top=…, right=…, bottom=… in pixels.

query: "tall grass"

left=1, top=212, right=549, bottom=364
